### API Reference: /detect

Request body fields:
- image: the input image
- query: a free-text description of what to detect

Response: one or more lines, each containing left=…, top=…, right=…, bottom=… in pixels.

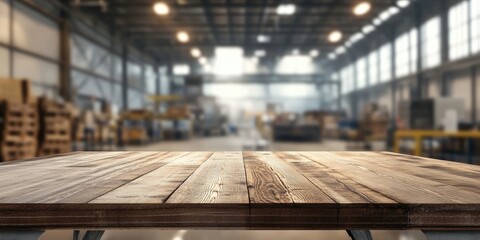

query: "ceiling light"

left=254, top=49, right=266, bottom=57
left=191, top=48, right=201, bottom=58
left=328, top=53, right=337, bottom=60
left=353, top=2, right=371, bottom=16
left=397, top=0, right=410, bottom=8
left=328, top=31, right=343, bottom=43
left=257, top=35, right=270, bottom=43
left=203, top=64, right=212, bottom=73
left=379, top=10, right=391, bottom=21
left=335, top=46, right=346, bottom=54
left=310, top=49, right=319, bottom=57
left=153, top=2, right=169, bottom=15
left=199, top=57, right=207, bottom=65
left=292, top=49, right=300, bottom=55
left=373, top=17, right=382, bottom=26
left=388, top=6, right=399, bottom=15
left=276, top=4, right=296, bottom=15
left=176, top=31, right=189, bottom=43
left=362, top=24, right=375, bottom=34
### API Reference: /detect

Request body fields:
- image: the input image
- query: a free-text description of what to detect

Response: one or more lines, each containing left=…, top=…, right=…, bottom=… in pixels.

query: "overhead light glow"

left=379, top=9, right=391, bottom=21
left=257, top=35, right=270, bottom=43
left=362, top=24, right=375, bottom=34
left=328, top=53, right=337, bottom=60
left=388, top=6, right=400, bottom=15
left=276, top=4, right=296, bottom=15
left=153, top=2, right=169, bottom=15
left=176, top=31, right=189, bottom=43
left=335, top=46, right=346, bottom=54
left=199, top=57, right=207, bottom=65
left=353, top=2, right=371, bottom=16
left=191, top=48, right=201, bottom=58
left=397, top=0, right=410, bottom=8
left=292, top=49, right=300, bottom=55
left=254, top=49, right=266, bottom=57
left=328, top=30, right=343, bottom=43
left=309, top=49, right=319, bottom=57
left=373, top=17, right=382, bottom=26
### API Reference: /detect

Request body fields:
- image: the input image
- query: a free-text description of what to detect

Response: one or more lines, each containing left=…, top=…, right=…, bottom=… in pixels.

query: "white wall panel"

left=0, top=0, right=9, bottom=44
left=269, top=84, right=318, bottom=98
left=0, top=46, right=9, bottom=77
left=450, top=75, right=471, bottom=119
left=70, top=34, right=112, bottom=78
left=13, top=2, right=59, bottom=60
left=145, top=65, right=156, bottom=94
left=204, top=84, right=266, bottom=99
left=128, top=62, right=142, bottom=89
left=13, top=52, right=58, bottom=86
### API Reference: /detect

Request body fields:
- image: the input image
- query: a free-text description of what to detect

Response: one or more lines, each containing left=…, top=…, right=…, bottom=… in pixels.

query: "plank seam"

left=162, top=152, right=215, bottom=203
left=88, top=152, right=188, bottom=203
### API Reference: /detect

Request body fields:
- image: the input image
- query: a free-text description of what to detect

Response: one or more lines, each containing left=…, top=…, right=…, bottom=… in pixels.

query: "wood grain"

left=0, top=151, right=478, bottom=230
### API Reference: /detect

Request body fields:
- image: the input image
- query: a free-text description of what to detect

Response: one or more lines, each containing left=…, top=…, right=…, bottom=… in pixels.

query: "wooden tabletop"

left=0, top=151, right=479, bottom=230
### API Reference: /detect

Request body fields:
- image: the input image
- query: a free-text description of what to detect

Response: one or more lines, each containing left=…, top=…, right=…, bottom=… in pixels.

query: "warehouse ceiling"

left=73, top=0, right=398, bottom=63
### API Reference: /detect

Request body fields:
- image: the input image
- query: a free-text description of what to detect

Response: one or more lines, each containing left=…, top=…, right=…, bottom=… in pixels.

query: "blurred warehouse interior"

left=0, top=0, right=480, bottom=239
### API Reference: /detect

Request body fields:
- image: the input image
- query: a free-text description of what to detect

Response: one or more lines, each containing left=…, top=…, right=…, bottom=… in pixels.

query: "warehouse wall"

left=334, top=0, right=480, bottom=123
left=0, top=0, right=158, bottom=110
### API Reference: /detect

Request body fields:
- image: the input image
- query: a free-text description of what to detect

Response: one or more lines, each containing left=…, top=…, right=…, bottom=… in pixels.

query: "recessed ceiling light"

left=199, top=57, right=207, bottom=65
left=335, top=46, right=346, bottom=54
left=153, top=2, right=169, bottom=15
left=309, top=49, right=319, bottom=57
left=328, top=31, right=343, bottom=43
left=328, top=53, right=337, bottom=60
left=373, top=17, right=382, bottom=26
left=254, top=49, right=266, bottom=57
left=276, top=3, right=296, bottom=15
left=397, top=0, right=410, bottom=8
left=191, top=48, right=201, bottom=58
left=177, top=31, right=189, bottom=43
left=362, top=24, right=375, bottom=34
left=257, top=35, right=270, bottom=43
left=379, top=9, right=391, bottom=21
left=388, top=6, right=399, bottom=15
left=353, top=2, right=371, bottom=16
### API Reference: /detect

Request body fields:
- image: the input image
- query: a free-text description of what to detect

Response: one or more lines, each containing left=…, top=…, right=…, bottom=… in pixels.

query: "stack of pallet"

left=0, top=78, right=38, bottom=162
left=37, top=98, right=72, bottom=157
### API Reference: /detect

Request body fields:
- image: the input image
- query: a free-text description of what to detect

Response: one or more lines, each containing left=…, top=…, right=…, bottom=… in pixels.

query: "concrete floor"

left=40, top=136, right=427, bottom=240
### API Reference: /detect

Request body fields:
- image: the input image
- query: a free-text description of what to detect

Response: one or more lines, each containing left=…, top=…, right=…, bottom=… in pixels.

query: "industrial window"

left=276, top=55, right=314, bottom=74
left=213, top=47, right=244, bottom=75
left=449, top=1, right=469, bottom=60
left=380, top=43, right=392, bottom=82
left=471, top=0, right=480, bottom=53
left=421, top=17, right=441, bottom=69
left=340, top=65, right=353, bottom=94
left=368, top=50, right=378, bottom=86
left=395, top=29, right=418, bottom=78
left=356, top=57, right=367, bottom=89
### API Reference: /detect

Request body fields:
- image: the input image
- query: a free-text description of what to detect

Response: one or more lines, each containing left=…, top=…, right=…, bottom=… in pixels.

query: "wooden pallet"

left=37, top=98, right=72, bottom=157
left=0, top=101, right=38, bottom=161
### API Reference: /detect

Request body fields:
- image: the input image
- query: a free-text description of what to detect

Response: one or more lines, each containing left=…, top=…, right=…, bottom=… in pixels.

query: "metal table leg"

left=73, top=230, right=105, bottom=240
left=346, top=230, right=373, bottom=240
left=0, top=230, right=44, bottom=240
left=423, top=230, right=480, bottom=240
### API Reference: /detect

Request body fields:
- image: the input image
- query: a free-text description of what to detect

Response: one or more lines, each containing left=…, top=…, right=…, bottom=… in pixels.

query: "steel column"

left=346, top=230, right=373, bottom=240
left=121, top=44, right=128, bottom=110
left=472, top=66, right=478, bottom=125
left=59, top=0, right=72, bottom=102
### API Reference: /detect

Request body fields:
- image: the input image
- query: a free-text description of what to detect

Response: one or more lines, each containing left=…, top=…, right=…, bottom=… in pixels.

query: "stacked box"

left=0, top=101, right=38, bottom=161
left=37, top=98, right=72, bottom=157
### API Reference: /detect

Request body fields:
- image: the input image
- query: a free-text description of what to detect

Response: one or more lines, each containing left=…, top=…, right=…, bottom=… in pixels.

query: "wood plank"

left=244, top=152, right=337, bottom=229
left=166, top=152, right=249, bottom=204
left=300, top=152, right=480, bottom=204
left=0, top=152, right=167, bottom=203
left=92, top=152, right=214, bottom=203
left=275, top=152, right=396, bottom=204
